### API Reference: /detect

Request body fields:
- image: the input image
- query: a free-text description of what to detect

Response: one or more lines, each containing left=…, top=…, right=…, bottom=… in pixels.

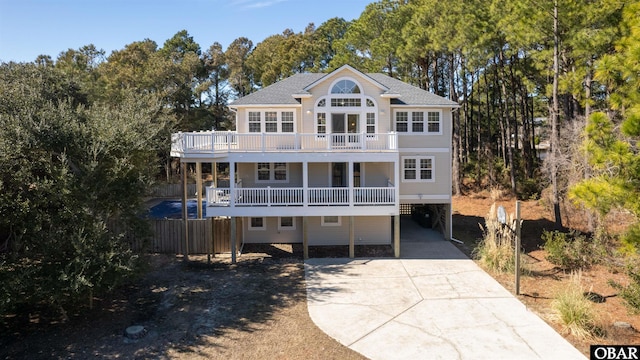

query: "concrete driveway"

left=304, top=217, right=585, bottom=359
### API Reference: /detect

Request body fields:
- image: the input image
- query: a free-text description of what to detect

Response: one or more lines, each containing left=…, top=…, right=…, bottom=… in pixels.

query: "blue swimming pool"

left=147, top=200, right=205, bottom=219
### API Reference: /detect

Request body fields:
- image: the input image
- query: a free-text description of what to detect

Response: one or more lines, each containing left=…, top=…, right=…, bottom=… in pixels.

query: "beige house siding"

left=398, top=151, right=451, bottom=200
left=306, top=216, right=392, bottom=246
left=237, top=162, right=303, bottom=187
left=242, top=216, right=302, bottom=244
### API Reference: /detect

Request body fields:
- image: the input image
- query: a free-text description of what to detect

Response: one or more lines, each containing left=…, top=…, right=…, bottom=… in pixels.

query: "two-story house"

left=171, top=65, right=458, bottom=258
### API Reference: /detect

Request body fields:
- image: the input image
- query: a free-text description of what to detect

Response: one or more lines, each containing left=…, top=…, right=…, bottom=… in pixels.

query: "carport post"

left=303, top=217, right=309, bottom=260
left=181, top=161, right=189, bottom=262
left=230, top=216, right=237, bottom=264
left=394, top=215, right=400, bottom=258
left=196, top=162, right=203, bottom=219
left=349, top=216, right=355, bottom=258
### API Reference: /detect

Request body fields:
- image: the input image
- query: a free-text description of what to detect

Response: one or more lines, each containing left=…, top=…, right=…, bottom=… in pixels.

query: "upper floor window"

left=395, top=110, right=441, bottom=134
left=331, top=98, right=361, bottom=107
left=265, top=111, right=278, bottom=132
left=282, top=112, right=294, bottom=132
left=402, top=156, right=434, bottom=182
left=331, top=79, right=360, bottom=94
left=247, top=110, right=296, bottom=133
left=249, top=111, right=261, bottom=132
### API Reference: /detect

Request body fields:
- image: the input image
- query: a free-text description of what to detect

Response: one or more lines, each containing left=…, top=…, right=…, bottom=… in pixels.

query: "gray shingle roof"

left=229, top=71, right=458, bottom=107
left=229, top=73, right=325, bottom=106
left=366, top=73, right=459, bottom=107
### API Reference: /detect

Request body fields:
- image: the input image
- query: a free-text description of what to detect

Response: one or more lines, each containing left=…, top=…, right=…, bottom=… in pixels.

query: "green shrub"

left=542, top=230, right=606, bottom=270
left=608, top=264, right=640, bottom=314
left=552, top=273, right=604, bottom=339
left=518, top=178, right=542, bottom=200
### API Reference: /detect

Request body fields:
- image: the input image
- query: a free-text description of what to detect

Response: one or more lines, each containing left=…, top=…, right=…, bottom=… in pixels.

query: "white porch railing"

left=171, top=131, right=398, bottom=156
left=206, top=186, right=396, bottom=207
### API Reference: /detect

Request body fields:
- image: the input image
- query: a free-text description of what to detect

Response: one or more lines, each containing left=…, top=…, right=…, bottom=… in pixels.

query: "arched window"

left=314, top=78, right=378, bottom=137
left=331, top=79, right=361, bottom=94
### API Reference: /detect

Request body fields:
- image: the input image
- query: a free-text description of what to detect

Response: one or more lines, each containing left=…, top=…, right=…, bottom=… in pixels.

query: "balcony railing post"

left=267, top=186, right=271, bottom=206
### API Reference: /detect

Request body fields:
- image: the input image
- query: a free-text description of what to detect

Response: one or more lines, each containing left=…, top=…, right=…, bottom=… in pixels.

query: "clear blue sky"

left=0, top=0, right=372, bottom=63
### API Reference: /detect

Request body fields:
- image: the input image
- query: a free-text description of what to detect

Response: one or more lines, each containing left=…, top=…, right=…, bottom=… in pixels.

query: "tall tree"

left=0, top=63, right=169, bottom=318
left=225, top=37, right=254, bottom=99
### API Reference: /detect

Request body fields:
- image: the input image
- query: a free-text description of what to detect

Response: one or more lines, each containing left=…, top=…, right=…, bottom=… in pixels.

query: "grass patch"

left=551, top=272, right=605, bottom=339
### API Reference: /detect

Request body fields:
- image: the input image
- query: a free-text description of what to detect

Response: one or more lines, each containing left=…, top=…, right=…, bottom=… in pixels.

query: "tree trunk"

left=450, top=54, right=462, bottom=196
left=551, top=0, right=563, bottom=228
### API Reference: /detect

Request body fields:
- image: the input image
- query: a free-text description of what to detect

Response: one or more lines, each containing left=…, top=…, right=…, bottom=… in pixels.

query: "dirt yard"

left=451, top=194, right=640, bottom=355
left=1, top=194, right=638, bottom=359
left=0, top=248, right=365, bottom=360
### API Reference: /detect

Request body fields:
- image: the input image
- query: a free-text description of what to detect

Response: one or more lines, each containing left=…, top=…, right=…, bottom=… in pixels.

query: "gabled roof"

left=302, top=64, right=390, bottom=93
left=229, top=66, right=459, bottom=108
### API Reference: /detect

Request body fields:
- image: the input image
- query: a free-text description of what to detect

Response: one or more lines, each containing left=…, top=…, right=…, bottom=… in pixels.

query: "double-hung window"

left=412, top=112, right=424, bottom=132
left=265, top=111, right=278, bottom=132
left=427, top=111, right=440, bottom=133
left=249, top=112, right=261, bottom=132
left=256, top=162, right=288, bottom=183
left=281, top=111, right=294, bottom=133
left=247, top=110, right=295, bottom=133
left=396, top=111, right=408, bottom=132
left=366, top=113, right=376, bottom=135
left=316, top=113, right=326, bottom=135
left=402, top=156, right=434, bottom=182
left=395, top=110, right=441, bottom=134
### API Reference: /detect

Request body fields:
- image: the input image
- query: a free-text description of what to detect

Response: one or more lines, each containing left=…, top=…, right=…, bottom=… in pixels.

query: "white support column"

left=302, top=161, right=308, bottom=207
left=394, top=157, right=400, bottom=207
left=303, top=217, right=309, bottom=260
left=349, top=216, right=355, bottom=258
left=445, top=203, right=452, bottom=241
left=196, top=162, right=203, bottom=219
left=230, top=216, right=237, bottom=264
left=348, top=160, right=354, bottom=207
left=181, top=162, right=189, bottom=262
left=229, top=161, right=235, bottom=207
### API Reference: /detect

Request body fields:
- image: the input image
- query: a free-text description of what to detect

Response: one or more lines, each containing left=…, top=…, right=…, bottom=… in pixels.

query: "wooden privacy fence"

left=126, top=218, right=242, bottom=255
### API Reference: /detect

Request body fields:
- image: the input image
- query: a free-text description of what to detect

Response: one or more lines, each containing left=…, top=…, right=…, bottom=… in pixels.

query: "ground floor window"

left=278, top=217, right=296, bottom=230
left=321, top=216, right=341, bottom=226
left=249, top=217, right=266, bottom=230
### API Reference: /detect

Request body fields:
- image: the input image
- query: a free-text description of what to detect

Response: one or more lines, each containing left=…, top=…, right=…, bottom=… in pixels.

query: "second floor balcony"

left=171, top=131, right=398, bottom=157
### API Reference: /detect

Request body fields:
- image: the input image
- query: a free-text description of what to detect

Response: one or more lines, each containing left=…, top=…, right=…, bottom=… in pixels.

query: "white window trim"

left=321, top=216, right=342, bottom=227
left=255, top=162, right=289, bottom=183
left=248, top=217, right=266, bottom=231
left=246, top=110, right=297, bottom=133
left=314, top=79, right=379, bottom=137
left=278, top=217, right=296, bottom=231
left=394, top=109, right=442, bottom=135
left=402, top=156, right=435, bottom=183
